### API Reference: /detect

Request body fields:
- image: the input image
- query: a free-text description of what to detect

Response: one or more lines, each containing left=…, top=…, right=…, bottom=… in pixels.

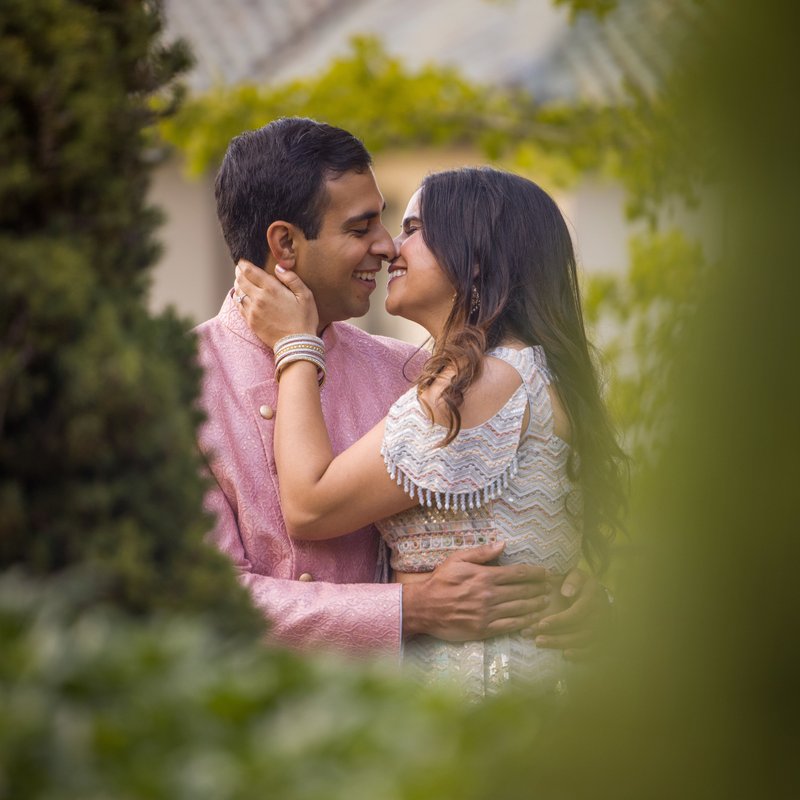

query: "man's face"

left=294, top=168, right=394, bottom=328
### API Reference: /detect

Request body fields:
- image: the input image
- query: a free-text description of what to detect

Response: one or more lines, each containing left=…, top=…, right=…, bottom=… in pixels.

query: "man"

left=195, top=117, right=605, bottom=657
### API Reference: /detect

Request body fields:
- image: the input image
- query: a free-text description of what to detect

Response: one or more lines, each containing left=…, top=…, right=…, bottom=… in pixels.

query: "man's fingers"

left=486, top=581, right=552, bottom=608
left=535, top=592, right=591, bottom=633
left=493, top=562, right=549, bottom=586
left=484, top=610, right=551, bottom=637
left=502, top=579, right=550, bottom=601
left=560, top=566, right=588, bottom=599
left=486, top=595, right=550, bottom=623
left=519, top=596, right=584, bottom=638
left=447, top=542, right=505, bottom=565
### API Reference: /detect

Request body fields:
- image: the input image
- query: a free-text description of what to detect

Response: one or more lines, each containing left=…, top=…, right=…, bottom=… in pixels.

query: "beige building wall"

left=148, top=158, right=231, bottom=326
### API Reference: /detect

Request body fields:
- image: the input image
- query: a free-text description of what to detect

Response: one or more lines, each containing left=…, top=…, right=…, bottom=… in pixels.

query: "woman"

left=236, top=167, right=626, bottom=696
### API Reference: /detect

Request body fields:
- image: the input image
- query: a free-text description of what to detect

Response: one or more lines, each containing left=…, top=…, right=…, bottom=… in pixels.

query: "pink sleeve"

left=204, top=484, right=403, bottom=657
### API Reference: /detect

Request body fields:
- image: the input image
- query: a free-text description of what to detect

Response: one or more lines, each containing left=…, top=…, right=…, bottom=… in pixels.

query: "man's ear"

left=266, top=221, right=301, bottom=270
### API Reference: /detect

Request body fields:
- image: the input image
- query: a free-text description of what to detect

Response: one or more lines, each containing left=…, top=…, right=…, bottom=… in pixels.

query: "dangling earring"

left=470, top=285, right=481, bottom=316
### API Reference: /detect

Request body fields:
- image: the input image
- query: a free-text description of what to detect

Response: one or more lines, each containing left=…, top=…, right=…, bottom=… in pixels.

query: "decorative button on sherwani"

left=297, top=572, right=314, bottom=582
left=259, top=404, right=274, bottom=419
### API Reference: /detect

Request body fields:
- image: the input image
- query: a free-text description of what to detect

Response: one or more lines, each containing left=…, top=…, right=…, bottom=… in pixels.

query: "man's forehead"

left=321, top=169, right=385, bottom=224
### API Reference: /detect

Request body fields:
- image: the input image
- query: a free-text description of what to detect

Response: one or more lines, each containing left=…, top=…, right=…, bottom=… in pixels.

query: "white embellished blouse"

left=376, top=346, right=583, bottom=696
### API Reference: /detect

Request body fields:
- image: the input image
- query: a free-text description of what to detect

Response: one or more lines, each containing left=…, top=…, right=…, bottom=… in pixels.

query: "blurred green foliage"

left=565, top=2, right=800, bottom=796
left=0, top=571, right=558, bottom=800
left=159, top=35, right=566, bottom=178
left=584, top=229, right=709, bottom=466
left=0, top=0, right=261, bottom=633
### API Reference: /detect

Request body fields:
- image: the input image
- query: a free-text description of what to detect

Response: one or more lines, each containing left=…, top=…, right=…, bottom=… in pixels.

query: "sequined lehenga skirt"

left=403, top=632, right=569, bottom=699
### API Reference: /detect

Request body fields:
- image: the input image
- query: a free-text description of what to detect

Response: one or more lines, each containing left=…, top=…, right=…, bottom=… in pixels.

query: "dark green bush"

left=0, top=0, right=260, bottom=633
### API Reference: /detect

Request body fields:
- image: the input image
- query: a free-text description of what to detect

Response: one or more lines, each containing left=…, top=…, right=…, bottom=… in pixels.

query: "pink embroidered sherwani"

left=195, top=292, right=423, bottom=656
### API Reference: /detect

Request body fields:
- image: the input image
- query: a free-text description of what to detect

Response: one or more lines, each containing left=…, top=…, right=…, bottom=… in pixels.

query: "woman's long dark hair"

left=416, top=167, right=627, bottom=573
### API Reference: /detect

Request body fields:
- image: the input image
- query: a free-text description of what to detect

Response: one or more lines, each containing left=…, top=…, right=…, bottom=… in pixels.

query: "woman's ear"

left=266, top=221, right=299, bottom=270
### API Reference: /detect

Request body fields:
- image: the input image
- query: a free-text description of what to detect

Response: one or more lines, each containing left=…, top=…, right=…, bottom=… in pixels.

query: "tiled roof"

left=534, top=0, right=693, bottom=103
left=163, top=0, right=687, bottom=104
left=163, top=0, right=360, bottom=90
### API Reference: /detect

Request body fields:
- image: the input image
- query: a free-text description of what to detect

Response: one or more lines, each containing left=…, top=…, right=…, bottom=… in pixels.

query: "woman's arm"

left=272, top=358, right=417, bottom=538
left=234, top=263, right=416, bottom=539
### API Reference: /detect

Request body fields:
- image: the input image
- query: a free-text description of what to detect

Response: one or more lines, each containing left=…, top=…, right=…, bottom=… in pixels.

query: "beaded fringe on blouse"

left=381, top=448, right=520, bottom=511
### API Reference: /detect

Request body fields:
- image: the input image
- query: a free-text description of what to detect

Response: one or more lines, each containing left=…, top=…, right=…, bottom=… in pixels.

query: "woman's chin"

left=384, top=297, right=402, bottom=318
left=385, top=294, right=424, bottom=326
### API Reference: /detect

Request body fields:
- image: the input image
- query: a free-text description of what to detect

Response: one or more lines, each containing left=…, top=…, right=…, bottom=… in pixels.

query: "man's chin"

left=325, top=301, right=371, bottom=324
left=349, top=303, right=371, bottom=321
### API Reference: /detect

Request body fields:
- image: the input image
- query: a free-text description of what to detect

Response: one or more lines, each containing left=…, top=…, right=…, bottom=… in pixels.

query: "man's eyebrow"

left=342, top=202, right=386, bottom=229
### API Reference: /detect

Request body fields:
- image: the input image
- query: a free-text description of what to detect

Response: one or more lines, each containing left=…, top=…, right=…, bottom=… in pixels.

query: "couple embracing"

left=196, top=117, right=626, bottom=698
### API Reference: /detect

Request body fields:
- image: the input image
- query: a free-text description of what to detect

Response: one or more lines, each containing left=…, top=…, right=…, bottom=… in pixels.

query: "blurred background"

left=150, top=0, right=713, bottom=348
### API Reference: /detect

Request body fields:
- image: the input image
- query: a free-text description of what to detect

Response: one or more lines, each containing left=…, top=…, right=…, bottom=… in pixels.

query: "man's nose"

left=372, top=224, right=396, bottom=260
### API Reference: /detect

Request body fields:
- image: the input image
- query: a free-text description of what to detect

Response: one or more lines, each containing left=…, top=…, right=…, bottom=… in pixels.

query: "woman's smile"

left=387, top=266, right=407, bottom=285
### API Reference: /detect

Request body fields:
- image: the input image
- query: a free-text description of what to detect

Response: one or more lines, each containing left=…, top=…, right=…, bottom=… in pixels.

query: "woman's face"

left=385, top=188, right=455, bottom=337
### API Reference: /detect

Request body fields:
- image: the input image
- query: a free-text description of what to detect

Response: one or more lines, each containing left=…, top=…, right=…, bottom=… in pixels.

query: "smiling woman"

left=385, top=188, right=458, bottom=337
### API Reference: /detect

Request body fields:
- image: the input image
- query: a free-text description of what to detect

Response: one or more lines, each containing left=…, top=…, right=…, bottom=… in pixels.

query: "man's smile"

left=353, top=270, right=378, bottom=287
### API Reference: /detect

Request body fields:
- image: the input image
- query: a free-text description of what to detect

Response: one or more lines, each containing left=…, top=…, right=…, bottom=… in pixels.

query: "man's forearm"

left=241, top=571, right=404, bottom=655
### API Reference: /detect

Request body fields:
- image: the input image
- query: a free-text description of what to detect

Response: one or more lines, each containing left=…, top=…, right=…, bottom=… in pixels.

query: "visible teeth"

left=353, top=271, right=375, bottom=281
left=389, top=269, right=406, bottom=279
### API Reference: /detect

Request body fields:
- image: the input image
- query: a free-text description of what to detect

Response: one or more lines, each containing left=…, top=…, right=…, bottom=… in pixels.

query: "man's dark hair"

left=214, top=117, right=372, bottom=265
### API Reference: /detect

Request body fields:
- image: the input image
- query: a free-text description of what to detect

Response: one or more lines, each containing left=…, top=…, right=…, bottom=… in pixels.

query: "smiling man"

left=194, top=118, right=604, bottom=658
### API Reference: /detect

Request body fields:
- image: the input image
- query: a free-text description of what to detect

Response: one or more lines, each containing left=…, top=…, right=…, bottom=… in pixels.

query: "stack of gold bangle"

left=274, top=334, right=326, bottom=387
